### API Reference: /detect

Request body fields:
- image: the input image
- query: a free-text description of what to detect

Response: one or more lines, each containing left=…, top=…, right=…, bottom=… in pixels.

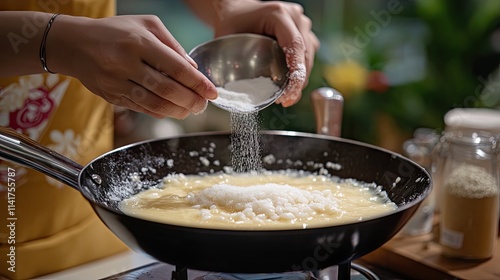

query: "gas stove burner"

left=194, top=271, right=311, bottom=280
left=100, top=262, right=380, bottom=280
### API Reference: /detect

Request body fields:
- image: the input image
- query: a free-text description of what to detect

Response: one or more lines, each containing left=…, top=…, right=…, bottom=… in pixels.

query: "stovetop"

left=98, top=259, right=403, bottom=280
left=101, top=262, right=313, bottom=280
left=35, top=251, right=405, bottom=280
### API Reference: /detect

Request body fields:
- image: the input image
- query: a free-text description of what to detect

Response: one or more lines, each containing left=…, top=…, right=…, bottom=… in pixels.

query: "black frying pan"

left=0, top=128, right=431, bottom=274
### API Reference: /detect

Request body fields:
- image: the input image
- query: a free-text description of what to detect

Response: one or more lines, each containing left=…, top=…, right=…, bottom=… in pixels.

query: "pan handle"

left=0, top=126, right=82, bottom=189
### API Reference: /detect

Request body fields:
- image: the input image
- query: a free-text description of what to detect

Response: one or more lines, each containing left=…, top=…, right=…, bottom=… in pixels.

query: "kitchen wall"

left=115, top=0, right=500, bottom=152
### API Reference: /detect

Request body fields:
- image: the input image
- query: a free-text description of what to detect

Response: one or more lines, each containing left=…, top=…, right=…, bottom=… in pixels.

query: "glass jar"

left=438, top=131, right=499, bottom=260
left=433, top=108, right=500, bottom=213
left=400, top=128, right=439, bottom=236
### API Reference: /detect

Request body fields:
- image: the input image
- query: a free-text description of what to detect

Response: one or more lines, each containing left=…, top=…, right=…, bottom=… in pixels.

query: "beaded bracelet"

left=39, top=13, right=60, bottom=74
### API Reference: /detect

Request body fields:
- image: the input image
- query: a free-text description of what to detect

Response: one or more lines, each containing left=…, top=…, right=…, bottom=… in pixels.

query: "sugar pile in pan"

left=119, top=170, right=398, bottom=229
left=187, top=182, right=341, bottom=223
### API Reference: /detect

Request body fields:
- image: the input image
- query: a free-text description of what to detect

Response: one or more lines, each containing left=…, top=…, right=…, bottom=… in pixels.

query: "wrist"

left=44, top=14, right=90, bottom=77
left=212, top=0, right=261, bottom=35
left=0, top=11, right=54, bottom=76
left=39, top=13, right=60, bottom=73
left=188, top=0, right=258, bottom=28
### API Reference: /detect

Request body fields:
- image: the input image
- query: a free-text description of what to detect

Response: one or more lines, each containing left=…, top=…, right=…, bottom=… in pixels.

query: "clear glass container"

left=438, top=131, right=499, bottom=260
left=400, top=128, right=439, bottom=236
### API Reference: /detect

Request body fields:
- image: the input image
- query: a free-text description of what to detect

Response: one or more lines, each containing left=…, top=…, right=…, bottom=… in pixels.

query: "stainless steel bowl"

left=189, top=33, right=289, bottom=111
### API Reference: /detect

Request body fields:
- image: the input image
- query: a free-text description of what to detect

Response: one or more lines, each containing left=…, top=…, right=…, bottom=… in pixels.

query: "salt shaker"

left=439, top=131, right=499, bottom=260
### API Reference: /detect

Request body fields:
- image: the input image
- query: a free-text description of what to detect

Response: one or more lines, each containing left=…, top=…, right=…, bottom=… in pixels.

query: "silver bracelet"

left=39, top=13, right=60, bottom=74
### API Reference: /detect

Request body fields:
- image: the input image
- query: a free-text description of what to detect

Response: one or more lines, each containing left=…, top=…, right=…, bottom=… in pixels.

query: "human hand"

left=47, top=15, right=217, bottom=119
left=210, top=1, right=320, bottom=107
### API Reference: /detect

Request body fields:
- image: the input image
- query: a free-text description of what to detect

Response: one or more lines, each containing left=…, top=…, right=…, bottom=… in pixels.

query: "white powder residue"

left=213, top=76, right=280, bottom=112
left=199, top=156, right=210, bottom=167
left=222, top=166, right=233, bottom=173
left=161, top=173, right=187, bottom=186
left=277, top=46, right=306, bottom=105
left=140, top=167, right=157, bottom=174
left=187, top=183, right=340, bottom=223
left=326, top=162, right=342, bottom=170
left=288, top=63, right=306, bottom=82
left=280, top=63, right=305, bottom=104
left=263, top=154, right=276, bottom=164
left=129, top=172, right=141, bottom=182
left=189, top=151, right=199, bottom=157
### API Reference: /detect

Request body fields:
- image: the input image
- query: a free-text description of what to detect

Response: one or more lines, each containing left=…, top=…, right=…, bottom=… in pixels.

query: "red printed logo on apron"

left=9, top=87, right=54, bottom=130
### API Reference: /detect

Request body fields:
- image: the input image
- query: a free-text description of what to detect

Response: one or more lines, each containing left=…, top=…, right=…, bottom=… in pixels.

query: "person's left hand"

left=48, top=15, right=217, bottom=119
left=211, top=1, right=320, bottom=107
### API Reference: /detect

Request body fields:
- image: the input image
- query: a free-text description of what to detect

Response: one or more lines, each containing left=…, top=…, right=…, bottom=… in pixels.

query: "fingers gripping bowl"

left=189, top=33, right=289, bottom=112
left=0, top=128, right=431, bottom=273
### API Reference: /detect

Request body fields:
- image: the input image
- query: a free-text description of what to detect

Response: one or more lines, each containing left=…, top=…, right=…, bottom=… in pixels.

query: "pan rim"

left=80, top=130, right=432, bottom=232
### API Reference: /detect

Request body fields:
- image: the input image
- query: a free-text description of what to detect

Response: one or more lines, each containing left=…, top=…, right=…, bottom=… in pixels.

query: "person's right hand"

left=205, top=1, right=320, bottom=108
left=48, top=15, right=217, bottom=119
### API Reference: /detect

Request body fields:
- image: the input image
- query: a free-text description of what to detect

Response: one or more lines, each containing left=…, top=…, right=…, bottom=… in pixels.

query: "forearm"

left=183, top=0, right=258, bottom=28
left=0, top=11, right=53, bottom=76
left=1, top=11, right=217, bottom=119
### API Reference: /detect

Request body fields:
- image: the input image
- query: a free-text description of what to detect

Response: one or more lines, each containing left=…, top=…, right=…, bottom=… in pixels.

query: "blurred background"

left=115, top=0, right=500, bottom=153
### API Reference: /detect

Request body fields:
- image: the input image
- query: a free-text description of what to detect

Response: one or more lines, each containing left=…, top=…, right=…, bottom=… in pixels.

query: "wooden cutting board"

left=360, top=218, right=500, bottom=279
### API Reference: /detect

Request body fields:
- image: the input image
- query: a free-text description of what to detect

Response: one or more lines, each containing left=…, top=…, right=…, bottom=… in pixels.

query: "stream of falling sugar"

left=229, top=112, right=262, bottom=173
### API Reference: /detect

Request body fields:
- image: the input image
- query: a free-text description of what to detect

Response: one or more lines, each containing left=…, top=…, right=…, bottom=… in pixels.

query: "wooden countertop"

left=360, top=218, right=500, bottom=280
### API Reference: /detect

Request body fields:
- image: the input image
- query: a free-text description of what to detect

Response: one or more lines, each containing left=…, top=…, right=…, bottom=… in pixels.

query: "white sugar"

left=212, top=77, right=277, bottom=173
left=214, top=88, right=255, bottom=112
left=213, top=76, right=279, bottom=113
left=186, top=183, right=340, bottom=222
left=230, top=111, right=261, bottom=172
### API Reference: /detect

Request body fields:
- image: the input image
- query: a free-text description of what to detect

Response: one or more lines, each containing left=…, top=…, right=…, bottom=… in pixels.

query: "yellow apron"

left=0, top=1, right=128, bottom=279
